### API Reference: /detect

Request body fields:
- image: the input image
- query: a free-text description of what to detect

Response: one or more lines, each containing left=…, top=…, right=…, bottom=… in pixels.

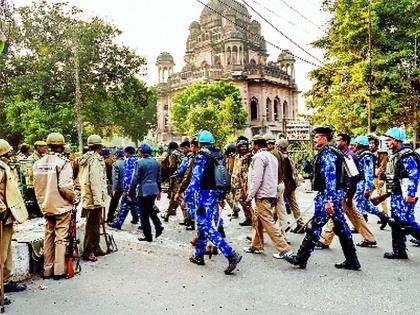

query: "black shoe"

left=334, top=260, right=361, bottom=271
left=186, top=224, right=195, bottom=231
left=315, top=241, right=329, bottom=249
left=179, top=221, right=188, bottom=226
left=3, top=296, right=12, bottom=305
left=138, top=225, right=143, bottom=230
left=356, top=240, right=377, bottom=248
left=53, top=274, right=67, bottom=281
left=239, top=219, right=252, bottom=226
left=284, top=254, right=307, bottom=269
left=189, top=254, right=205, bottom=265
left=363, top=214, right=368, bottom=222
left=224, top=252, right=242, bottom=275
left=350, top=228, right=359, bottom=234
left=107, top=223, right=121, bottom=230
left=131, top=220, right=139, bottom=224
left=4, top=281, right=27, bottom=292
left=138, top=237, right=152, bottom=242
left=378, top=212, right=389, bottom=230
left=384, top=251, right=408, bottom=259
left=155, top=226, right=164, bottom=238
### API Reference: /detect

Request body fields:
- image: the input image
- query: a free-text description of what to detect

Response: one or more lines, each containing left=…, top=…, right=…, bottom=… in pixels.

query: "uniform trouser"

left=299, top=192, right=354, bottom=258
left=83, top=208, right=103, bottom=256
left=284, top=189, right=304, bottom=226
left=164, top=182, right=188, bottom=220
left=355, top=181, right=380, bottom=216
left=251, top=198, right=290, bottom=254
left=374, top=178, right=389, bottom=215
left=321, top=200, right=376, bottom=245
left=195, top=190, right=233, bottom=257
left=44, top=212, right=71, bottom=276
left=275, top=182, right=288, bottom=234
left=113, top=195, right=141, bottom=227
left=1, top=223, right=13, bottom=284
left=226, top=189, right=238, bottom=212
left=232, top=188, right=253, bottom=220
left=107, top=191, right=123, bottom=222
left=390, top=194, right=420, bottom=232
left=138, top=195, right=161, bottom=241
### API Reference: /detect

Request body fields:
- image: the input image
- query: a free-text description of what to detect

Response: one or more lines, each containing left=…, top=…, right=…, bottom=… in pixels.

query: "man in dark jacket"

left=129, top=143, right=164, bottom=242
left=106, top=149, right=125, bottom=223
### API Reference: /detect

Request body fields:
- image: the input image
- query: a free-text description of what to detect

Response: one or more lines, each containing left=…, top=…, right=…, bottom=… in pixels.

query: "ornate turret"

left=156, top=52, right=175, bottom=83
left=277, top=50, right=296, bottom=81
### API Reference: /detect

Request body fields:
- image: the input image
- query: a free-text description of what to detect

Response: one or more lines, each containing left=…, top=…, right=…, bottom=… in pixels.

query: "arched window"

left=273, top=97, right=279, bottom=121
left=232, top=46, right=238, bottom=64
left=283, top=100, right=288, bottom=119
left=227, top=47, right=232, bottom=65
left=201, top=60, right=209, bottom=68
left=250, top=59, right=257, bottom=65
left=163, top=104, right=169, bottom=111
left=266, top=98, right=272, bottom=121
left=250, top=97, right=258, bottom=121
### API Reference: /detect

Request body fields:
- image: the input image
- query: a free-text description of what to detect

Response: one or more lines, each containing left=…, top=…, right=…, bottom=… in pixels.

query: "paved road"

left=6, top=189, right=420, bottom=315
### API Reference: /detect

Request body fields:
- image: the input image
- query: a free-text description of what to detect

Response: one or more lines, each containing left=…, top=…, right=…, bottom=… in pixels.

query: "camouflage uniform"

left=163, top=149, right=184, bottom=219
left=373, top=150, right=389, bottom=215
left=230, top=152, right=253, bottom=220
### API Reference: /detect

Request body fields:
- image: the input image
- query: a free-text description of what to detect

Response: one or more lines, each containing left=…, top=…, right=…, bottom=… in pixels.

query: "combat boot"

left=384, top=220, right=408, bottom=259
left=377, top=212, right=389, bottom=230
left=224, top=251, right=242, bottom=275
left=239, top=218, right=252, bottom=226
left=335, top=237, right=361, bottom=271
left=284, top=234, right=315, bottom=269
left=217, top=225, right=226, bottom=238
left=189, top=254, right=205, bottom=265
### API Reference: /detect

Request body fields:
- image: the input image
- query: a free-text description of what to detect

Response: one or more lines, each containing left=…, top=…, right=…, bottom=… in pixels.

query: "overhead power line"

left=240, top=0, right=323, bottom=65
left=268, top=0, right=322, bottom=30
left=194, top=0, right=322, bottom=67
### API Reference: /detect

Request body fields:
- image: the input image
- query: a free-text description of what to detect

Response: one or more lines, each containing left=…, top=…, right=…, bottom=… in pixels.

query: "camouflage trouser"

left=113, top=195, right=141, bottom=227
left=196, top=190, right=232, bottom=257
left=164, top=181, right=188, bottom=220
left=355, top=181, right=380, bottom=216
left=226, top=189, right=238, bottom=213
left=232, top=188, right=253, bottom=220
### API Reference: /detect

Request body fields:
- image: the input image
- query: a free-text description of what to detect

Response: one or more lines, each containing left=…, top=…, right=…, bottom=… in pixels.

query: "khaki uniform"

left=104, top=155, right=114, bottom=195
left=0, top=160, right=28, bottom=284
left=231, top=152, right=253, bottom=220
left=269, top=148, right=288, bottom=233
left=33, top=153, right=75, bottom=276
left=78, top=151, right=107, bottom=256
left=29, top=151, right=43, bottom=162
left=163, top=150, right=184, bottom=218
left=225, top=153, right=238, bottom=213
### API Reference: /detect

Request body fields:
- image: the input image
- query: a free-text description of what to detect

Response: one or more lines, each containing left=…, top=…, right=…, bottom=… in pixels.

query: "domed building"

left=156, top=0, right=299, bottom=142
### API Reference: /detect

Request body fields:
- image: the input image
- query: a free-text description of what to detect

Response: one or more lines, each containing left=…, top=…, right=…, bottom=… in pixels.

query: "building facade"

left=156, top=0, right=299, bottom=142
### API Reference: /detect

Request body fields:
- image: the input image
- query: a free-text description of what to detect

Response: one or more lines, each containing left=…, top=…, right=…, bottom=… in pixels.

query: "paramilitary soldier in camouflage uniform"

left=161, top=141, right=183, bottom=221
left=0, top=139, right=28, bottom=305
left=382, top=128, right=420, bottom=259
left=79, top=135, right=107, bottom=262
left=29, top=141, right=47, bottom=161
left=224, top=143, right=239, bottom=217
left=230, top=137, right=253, bottom=226
left=33, top=133, right=76, bottom=279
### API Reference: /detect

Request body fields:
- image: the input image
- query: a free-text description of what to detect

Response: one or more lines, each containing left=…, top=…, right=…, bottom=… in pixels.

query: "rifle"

left=66, top=202, right=81, bottom=278
left=101, top=207, right=118, bottom=254
left=0, top=220, right=4, bottom=313
left=285, top=203, right=313, bottom=233
left=370, top=193, right=390, bottom=206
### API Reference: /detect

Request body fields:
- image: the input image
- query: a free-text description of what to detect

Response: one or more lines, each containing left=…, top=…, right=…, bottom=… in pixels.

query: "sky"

left=12, top=0, right=330, bottom=112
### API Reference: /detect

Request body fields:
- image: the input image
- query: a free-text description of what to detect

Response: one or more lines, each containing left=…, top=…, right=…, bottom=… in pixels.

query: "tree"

left=170, top=81, right=248, bottom=146
left=305, top=0, right=419, bottom=137
left=0, top=1, right=155, bottom=146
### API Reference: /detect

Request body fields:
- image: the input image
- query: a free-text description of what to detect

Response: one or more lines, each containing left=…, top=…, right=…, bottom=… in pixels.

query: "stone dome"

left=200, top=0, right=250, bottom=19
left=277, top=50, right=295, bottom=63
left=157, top=52, right=175, bottom=64
left=189, top=21, right=201, bottom=30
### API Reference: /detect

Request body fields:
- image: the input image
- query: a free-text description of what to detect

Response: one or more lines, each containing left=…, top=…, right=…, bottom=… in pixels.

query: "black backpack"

left=202, top=148, right=231, bottom=192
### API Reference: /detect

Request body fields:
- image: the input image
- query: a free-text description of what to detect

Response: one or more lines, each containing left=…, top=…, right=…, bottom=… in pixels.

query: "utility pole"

left=414, top=35, right=417, bottom=149
left=367, top=0, right=373, bottom=133
left=72, top=33, right=83, bottom=153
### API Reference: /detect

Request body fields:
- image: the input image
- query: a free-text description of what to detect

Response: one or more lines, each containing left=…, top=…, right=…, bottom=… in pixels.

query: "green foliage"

left=306, top=0, right=419, bottom=137
left=170, top=81, right=247, bottom=146
left=0, top=1, right=156, bottom=146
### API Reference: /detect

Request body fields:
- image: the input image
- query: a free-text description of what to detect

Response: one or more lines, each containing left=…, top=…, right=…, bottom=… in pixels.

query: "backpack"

left=203, top=148, right=231, bottom=192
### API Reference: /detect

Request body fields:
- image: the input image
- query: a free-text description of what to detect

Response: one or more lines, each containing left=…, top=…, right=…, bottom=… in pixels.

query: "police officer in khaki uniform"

left=33, top=133, right=76, bottom=279
left=79, top=135, right=107, bottom=262
left=0, top=139, right=28, bottom=305
left=29, top=141, right=47, bottom=161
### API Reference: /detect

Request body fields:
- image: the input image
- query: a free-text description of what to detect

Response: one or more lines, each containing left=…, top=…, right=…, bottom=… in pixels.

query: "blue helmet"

left=384, top=128, right=405, bottom=142
left=350, top=138, right=356, bottom=145
left=198, top=130, right=214, bottom=144
left=115, top=149, right=124, bottom=157
left=355, top=135, right=369, bottom=146
left=101, top=148, right=111, bottom=156
left=139, top=143, right=151, bottom=154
